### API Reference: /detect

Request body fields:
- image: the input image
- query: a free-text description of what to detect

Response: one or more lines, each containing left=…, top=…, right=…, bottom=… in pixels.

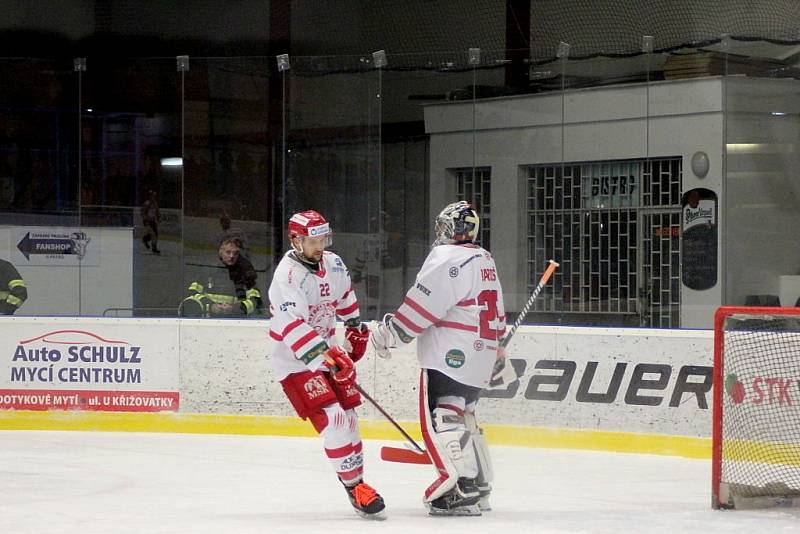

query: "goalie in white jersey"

left=372, top=201, right=506, bottom=516
left=268, top=210, right=385, bottom=519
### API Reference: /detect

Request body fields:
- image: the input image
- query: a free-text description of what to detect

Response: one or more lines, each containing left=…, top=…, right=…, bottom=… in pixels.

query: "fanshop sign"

left=13, top=228, right=100, bottom=266
left=0, top=324, right=179, bottom=412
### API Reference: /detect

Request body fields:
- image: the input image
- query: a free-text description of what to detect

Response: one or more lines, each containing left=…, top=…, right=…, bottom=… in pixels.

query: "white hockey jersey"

left=393, top=243, right=506, bottom=388
left=268, top=250, right=360, bottom=381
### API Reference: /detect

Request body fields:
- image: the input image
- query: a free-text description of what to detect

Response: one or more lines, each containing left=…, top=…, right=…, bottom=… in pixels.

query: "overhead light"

left=160, top=157, right=183, bottom=167
left=771, top=112, right=786, bottom=116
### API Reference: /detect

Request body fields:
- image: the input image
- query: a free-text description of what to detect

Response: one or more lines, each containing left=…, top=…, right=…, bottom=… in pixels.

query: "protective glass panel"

left=0, top=59, right=79, bottom=317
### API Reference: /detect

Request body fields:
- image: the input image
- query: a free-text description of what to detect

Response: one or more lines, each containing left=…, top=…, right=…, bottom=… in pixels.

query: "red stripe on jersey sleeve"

left=337, top=301, right=359, bottom=316
left=394, top=311, right=424, bottom=334
left=282, top=318, right=304, bottom=337
left=291, top=330, right=320, bottom=352
left=404, top=296, right=439, bottom=324
left=269, top=330, right=283, bottom=341
left=434, top=320, right=478, bottom=333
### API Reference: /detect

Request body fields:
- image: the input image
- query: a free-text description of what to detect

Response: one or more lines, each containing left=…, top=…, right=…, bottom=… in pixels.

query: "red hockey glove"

left=325, top=346, right=356, bottom=386
left=344, top=323, right=370, bottom=362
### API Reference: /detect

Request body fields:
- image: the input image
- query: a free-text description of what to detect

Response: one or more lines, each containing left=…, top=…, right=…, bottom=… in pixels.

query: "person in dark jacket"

left=179, top=238, right=262, bottom=317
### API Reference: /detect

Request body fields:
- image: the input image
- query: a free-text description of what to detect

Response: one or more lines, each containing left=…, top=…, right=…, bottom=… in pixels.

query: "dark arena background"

left=1, top=1, right=800, bottom=532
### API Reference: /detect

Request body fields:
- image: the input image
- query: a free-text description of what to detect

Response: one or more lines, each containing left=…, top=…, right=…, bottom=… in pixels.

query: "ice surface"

left=1, top=430, right=799, bottom=533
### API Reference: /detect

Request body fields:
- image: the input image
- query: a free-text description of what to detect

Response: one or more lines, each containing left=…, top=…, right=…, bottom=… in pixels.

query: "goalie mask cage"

left=712, top=306, right=800, bottom=509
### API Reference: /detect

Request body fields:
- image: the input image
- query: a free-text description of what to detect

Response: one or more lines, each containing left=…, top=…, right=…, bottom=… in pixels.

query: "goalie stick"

left=489, top=259, right=559, bottom=387
left=501, top=259, right=559, bottom=349
left=381, top=259, right=560, bottom=465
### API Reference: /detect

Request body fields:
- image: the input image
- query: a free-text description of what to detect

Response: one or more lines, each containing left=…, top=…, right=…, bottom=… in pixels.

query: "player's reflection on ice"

left=1, top=431, right=798, bottom=533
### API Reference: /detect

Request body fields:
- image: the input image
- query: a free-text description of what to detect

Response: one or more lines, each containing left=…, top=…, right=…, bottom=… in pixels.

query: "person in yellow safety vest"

left=179, top=281, right=262, bottom=318
left=179, top=238, right=262, bottom=318
left=0, top=259, right=28, bottom=315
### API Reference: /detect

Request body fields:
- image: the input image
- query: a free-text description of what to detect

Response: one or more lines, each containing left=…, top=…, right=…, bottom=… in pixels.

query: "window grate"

left=526, top=157, right=682, bottom=327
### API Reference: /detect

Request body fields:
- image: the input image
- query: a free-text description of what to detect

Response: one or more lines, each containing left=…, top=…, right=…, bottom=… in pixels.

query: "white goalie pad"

left=419, top=371, right=479, bottom=503
left=466, top=410, right=493, bottom=488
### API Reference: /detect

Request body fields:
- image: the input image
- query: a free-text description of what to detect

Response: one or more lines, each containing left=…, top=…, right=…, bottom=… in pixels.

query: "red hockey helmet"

left=288, top=210, right=333, bottom=246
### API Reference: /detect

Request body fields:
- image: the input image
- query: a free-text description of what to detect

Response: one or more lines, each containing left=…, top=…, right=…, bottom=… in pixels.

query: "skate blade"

left=354, top=509, right=387, bottom=521
left=427, top=504, right=482, bottom=517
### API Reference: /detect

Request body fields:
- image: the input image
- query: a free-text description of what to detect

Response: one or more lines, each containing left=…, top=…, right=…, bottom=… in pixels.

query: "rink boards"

left=0, top=317, right=713, bottom=458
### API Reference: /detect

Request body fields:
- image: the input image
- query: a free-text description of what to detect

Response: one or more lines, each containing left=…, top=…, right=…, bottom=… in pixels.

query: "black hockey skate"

left=343, top=481, right=386, bottom=520
left=427, top=477, right=482, bottom=516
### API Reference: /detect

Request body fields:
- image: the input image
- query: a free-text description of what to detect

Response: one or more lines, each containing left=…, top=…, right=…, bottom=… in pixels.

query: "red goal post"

left=712, top=306, right=800, bottom=509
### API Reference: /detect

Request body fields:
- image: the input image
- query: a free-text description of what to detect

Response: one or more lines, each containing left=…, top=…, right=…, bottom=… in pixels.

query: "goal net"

left=712, top=306, right=800, bottom=509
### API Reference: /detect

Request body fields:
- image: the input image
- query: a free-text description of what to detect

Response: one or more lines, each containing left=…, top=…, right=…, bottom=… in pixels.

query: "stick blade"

left=380, top=446, right=432, bottom=464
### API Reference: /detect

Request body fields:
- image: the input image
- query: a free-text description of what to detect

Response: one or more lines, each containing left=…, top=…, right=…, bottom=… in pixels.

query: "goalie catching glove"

left=370, top=314, right=413, bottom=359
left=343, top=321, right=370, bottom=362
left=325, top=346, right=356, bottom=387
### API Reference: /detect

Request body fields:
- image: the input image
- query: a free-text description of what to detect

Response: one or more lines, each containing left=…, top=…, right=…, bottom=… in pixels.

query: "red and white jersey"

left=268, top=250, right=360, bottom=380
left=393, top=244, right=506, bottom=388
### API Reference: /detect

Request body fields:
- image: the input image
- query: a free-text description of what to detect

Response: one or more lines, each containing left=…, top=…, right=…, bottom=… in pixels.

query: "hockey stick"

left=324, top=355, right=425, bottom=454
left=501, top=259, right=559, bottom=349
left=488, top=259, right=559, bottom=388
left=355, top=383, right=426, bottom=454
left=382, top=259, right=560, bottom=465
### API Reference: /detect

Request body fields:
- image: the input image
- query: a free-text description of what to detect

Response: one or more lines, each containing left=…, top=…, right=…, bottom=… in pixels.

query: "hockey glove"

left=343, top=322, right=370, bottom=363
left=370, top=314, right=398, bottom=359
left=489, top=345, right=518, bottom=388
left=325, top=346, right=356, bottom=386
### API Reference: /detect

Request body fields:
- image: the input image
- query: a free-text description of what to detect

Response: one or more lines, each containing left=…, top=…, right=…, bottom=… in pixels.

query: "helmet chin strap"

left=290, top=242, right=321, bottom=271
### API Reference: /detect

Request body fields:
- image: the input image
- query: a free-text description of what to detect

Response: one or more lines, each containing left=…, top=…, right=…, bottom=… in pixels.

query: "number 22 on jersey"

left=319, top=283, right=331, bottom=297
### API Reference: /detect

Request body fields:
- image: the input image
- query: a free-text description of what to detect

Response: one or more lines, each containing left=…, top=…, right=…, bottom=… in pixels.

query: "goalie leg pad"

left=432, top=399, right=478, bottom=478
left=419, top=370, right=480, bottom=505
left=466, top=406, right=493, bottom=511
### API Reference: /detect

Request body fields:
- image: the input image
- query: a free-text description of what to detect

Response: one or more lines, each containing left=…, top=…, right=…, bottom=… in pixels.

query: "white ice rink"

left=2, top=430, right=799, bottom=533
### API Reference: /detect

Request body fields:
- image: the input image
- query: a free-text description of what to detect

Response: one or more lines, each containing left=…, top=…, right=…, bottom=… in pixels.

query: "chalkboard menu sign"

left=681, top=188, right=718, bottom=290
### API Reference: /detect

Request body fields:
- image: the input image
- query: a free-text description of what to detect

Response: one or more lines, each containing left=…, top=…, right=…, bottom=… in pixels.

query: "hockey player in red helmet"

left=287, top=210, right=333, bottom=263
left=268, top=209, right=385, bottom=519
left=371, top=200, right=505, bottom=516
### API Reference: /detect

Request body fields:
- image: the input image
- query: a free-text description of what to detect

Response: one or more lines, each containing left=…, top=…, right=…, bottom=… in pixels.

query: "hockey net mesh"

left=530, top=0, right=800, bottom=62
left=717, top=311, right=800, bottom=508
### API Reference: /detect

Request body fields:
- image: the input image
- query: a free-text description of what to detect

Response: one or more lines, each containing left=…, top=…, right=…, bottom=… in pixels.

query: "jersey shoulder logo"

left=449, top=266, right=459, bottom=278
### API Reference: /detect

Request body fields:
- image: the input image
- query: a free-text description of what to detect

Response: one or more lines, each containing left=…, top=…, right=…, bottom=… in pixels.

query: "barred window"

left=527, top=157, right=682, bottom=328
